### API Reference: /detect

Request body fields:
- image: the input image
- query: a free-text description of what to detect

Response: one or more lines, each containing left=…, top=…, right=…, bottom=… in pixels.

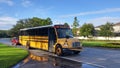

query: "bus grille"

left=72, top=42, right=80, bottom=47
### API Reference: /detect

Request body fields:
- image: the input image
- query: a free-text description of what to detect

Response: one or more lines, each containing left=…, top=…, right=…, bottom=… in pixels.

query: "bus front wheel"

left=73, top=51, right=80, bottom=54
left=56, top=46, right=63, bottom=56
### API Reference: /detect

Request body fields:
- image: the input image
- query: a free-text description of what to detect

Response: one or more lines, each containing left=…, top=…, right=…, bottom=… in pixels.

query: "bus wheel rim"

left=57, top=48, right=61, bottom=55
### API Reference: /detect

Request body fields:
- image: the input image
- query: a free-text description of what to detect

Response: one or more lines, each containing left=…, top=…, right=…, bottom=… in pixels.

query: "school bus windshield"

left=56, top=28, right=73, bottom=38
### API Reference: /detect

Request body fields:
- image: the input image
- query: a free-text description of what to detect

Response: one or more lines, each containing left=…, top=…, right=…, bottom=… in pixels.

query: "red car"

left=11, top=37, right=20, bottom=46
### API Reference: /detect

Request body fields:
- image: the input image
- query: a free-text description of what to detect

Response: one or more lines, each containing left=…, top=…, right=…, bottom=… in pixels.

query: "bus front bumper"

left=69, top=47, right=83, bottom=51
left=63, top=47, right=83, bottom=52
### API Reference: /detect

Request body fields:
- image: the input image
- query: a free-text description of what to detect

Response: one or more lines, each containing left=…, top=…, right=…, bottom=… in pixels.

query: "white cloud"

left=0, top=0, right=14, bottom=6
left=86, top=17, right=120, bottom=26
left=0, top=16, right=18, bottom=30
left=0, top=24, right=13, bottom=30
left=60, top=8, right=120, bottom=18
left=22, top=0, right=32, bottom=7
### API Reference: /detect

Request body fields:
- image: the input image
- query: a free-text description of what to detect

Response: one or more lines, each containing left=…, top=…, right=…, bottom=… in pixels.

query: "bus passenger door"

left=48, top=28, right=56, bottom=52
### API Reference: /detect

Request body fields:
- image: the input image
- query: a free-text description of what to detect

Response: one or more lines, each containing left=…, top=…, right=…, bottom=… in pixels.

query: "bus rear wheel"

left=56, top=46, right=63, bottom=56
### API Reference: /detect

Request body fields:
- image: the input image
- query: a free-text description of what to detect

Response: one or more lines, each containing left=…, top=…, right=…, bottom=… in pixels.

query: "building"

left=113, top=22, right=120, bottom=33
left=113, top=22, right=120, bottom=36
left=95, top=22, right=120, bottom=36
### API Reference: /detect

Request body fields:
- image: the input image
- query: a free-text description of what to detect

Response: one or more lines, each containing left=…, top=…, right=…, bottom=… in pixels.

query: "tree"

left=46, top=17, right=52, bottom=25
left=99, top=22, right=114, bottom=39
left=64, top=22, right=69, bottom=26
left=0, top=30, right=10, bottom=38
left=72, top=17, right=79, bottom=36
left=73, top=17, right=79, bottom=28
left=80, top=23, right=95, bottom=37
left=9, top=17, right=53, bottom=37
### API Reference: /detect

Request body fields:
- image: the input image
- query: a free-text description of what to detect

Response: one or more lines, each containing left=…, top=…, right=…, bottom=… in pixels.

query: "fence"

left=75, top=36, right=120, bottom=40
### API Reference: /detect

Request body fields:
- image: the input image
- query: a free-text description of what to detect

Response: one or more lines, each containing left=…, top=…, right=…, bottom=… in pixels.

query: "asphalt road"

left=0, top=38, right=120, bottom=68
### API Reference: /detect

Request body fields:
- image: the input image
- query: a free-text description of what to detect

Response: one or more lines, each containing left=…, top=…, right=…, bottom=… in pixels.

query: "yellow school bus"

left=19, top=25, right=82, bottom=56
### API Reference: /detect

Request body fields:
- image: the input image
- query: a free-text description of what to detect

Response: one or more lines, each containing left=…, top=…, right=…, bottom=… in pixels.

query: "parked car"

left=11, top=37, right=20, bottom=46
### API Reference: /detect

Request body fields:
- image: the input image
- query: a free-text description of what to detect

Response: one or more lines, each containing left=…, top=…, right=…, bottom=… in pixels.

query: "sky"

left=0, top=0, right=120, bottom=30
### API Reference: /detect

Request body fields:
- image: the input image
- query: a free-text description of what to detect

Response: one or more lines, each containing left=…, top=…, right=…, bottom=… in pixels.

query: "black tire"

left=73, top=51, right=80, bottom=54
left=56, top=46, right=63, bottom=56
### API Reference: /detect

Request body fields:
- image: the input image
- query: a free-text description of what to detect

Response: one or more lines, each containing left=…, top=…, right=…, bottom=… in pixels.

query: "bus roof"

left=20, top=24, right=70, bottom=31
left=20, top=25, right=53, bottom=31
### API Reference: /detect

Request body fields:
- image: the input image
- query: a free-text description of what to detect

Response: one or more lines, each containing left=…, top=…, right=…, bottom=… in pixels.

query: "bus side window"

left=38, top=28, right=48, bottom=36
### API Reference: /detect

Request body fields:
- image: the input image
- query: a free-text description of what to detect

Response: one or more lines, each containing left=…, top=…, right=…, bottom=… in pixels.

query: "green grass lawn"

left=82, top=41, right=120, bottom=48
left=0, top=43, right=28, bottom=68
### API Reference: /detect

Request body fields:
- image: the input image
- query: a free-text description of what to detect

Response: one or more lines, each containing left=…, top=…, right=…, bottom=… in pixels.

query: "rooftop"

left=113, top=22, right=120, bottom=26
